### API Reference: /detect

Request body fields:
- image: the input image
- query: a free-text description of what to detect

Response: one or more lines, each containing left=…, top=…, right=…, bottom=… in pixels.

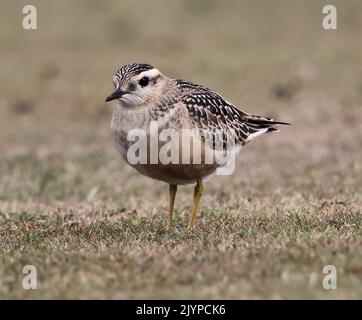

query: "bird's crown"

left=113, top=63, right=154, bottom=84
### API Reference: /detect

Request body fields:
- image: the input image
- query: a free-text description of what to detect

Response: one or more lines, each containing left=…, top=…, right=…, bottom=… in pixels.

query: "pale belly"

left=111, top=104, right=236, bottom=185
left=112, top=129, right=221, bottom=185
left=131, top=162, right=219, bottom=185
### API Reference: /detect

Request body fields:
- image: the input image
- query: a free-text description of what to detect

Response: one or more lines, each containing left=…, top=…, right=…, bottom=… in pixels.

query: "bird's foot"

left=165, top=221, right=173, bottom=231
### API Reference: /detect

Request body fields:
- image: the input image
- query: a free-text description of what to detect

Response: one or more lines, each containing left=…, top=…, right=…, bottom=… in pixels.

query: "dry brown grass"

left=0, top=0, right=361, bottom=299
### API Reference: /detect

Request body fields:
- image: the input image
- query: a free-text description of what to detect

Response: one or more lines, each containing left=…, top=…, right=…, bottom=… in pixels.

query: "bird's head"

left=105, top=63, right=165, bottom=107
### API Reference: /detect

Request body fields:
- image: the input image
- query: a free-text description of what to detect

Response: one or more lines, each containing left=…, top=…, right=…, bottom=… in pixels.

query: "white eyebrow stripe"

left=138, top=68, right=160, bottom=79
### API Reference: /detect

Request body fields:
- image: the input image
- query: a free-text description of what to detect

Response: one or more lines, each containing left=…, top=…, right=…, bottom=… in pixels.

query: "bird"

left=105, top=63, right=289, bottom=231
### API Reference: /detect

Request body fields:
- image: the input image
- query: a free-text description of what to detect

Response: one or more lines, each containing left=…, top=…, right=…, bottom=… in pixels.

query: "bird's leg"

left=166, top=184, right=177, bottom=231
left=187, top=179, right=204, bottom=231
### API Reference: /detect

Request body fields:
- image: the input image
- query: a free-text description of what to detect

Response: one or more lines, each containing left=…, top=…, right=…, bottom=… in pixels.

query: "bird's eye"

left=139, top=77, right=149, bottom=87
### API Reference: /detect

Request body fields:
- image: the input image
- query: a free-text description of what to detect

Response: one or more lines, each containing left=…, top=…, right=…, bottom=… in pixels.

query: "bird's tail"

left=243, top=115, right=290, bottom=141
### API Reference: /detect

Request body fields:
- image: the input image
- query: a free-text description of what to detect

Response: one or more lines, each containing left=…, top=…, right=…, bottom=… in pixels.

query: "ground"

left=0, top=0, right=361, bottom=299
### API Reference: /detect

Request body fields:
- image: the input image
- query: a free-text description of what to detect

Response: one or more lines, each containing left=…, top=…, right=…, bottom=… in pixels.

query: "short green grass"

left=0, top=0, right=361, bottom=299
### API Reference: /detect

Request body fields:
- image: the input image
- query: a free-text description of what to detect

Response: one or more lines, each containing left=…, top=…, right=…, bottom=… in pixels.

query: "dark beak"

left=105, top=88, right=127, bottom=102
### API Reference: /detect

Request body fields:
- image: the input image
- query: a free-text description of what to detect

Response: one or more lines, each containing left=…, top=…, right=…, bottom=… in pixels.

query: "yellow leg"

left=166, top=184, right=177, bottom=231
left=187, top=179, right=204, bottom=231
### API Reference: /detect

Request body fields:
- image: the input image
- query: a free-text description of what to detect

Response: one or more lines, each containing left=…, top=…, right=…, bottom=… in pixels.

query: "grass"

left=0, top=0, right=361, bottom=299
left=0, top=202, right=361, bottom=299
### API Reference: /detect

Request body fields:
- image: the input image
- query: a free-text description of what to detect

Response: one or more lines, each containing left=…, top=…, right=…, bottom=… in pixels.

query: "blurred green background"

left=1, top=0, right=362, bottom=201
left=0, top=0, right=361, bottom=299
